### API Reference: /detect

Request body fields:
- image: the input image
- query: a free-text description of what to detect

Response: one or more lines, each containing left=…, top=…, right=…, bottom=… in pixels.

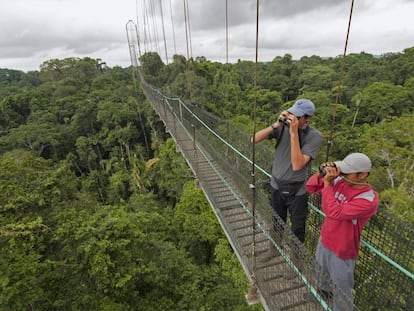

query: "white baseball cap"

left=334, top=153, right=372, bottom=174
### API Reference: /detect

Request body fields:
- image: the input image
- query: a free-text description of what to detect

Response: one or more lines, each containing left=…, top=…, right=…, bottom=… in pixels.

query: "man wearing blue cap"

left=252, top=99, right=322, bottom=262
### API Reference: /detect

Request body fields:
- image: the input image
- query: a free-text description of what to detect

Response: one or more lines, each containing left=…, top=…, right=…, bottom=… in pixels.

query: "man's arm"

left=251, top=121, right=281, bottom=143
left=305, top=173, right=324, bottom=193
left=289, top=116, right=312, bottom=171
left=321, top=187, right=378, bottom=220
left=290, top=129, right=311, bottom=171
left=251, top=110, right=288, bottom=144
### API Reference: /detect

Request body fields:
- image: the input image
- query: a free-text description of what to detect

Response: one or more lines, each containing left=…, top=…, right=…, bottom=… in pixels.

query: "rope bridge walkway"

left=140, top=79, right=413, bottom=311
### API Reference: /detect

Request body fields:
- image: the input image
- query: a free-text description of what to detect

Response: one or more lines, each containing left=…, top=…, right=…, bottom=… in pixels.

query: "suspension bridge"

left=131, top=76, right=413, bottom=311
left=125, top=1, right=413, bottom=310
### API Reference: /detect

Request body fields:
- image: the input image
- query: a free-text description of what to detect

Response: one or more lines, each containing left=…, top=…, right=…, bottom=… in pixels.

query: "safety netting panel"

left=141, top=79, right=413, bottom=311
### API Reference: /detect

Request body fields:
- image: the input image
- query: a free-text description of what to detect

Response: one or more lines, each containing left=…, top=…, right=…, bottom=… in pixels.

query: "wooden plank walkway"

left=142, top=87, right=326, bottom=311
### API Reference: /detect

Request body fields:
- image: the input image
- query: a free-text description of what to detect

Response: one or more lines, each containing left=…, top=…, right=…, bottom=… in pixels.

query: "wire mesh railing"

left=141, top=79, right=413, bottom=311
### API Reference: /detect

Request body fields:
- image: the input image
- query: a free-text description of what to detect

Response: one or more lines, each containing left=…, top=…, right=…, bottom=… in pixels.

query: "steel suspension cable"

left=142, top=0, right=151, bottom=52
left=183, top=0, right=190, bottom=61
left=184, top=0, right=193, bottom=59
left=326, top=0, right=355, bottom=161
left=135, top=0, right=142, bottom=57
left=158, top=0, right=169, bottom=64
left=125, top=21, right=150, bottom=157
left=225, top=0, right=229, bottom=103
left=149, top=0, right=161, bottom=56
left=168, top=0, right=177, bottom=55
left=247, top=0, right=260, bottom=303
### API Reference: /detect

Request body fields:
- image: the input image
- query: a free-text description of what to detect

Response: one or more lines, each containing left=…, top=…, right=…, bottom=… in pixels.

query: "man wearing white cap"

left=252, top=99, right=322, bottom=262
left=305, top=153, right=379, bottom=309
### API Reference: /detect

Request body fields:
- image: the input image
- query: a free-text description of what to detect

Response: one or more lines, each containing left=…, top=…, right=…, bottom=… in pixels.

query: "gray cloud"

left=1, top=0, right=413, bottom=71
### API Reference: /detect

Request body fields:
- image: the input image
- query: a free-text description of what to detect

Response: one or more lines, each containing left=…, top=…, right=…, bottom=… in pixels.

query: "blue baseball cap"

left=287, top=99, right=315, bottom=117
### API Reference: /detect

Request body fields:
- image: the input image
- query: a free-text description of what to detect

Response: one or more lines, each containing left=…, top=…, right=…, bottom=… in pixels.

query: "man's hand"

left=278, top=111, right=288, bottom=124
left=323, top=165, right=341, bottom=187
left=288, top=115, right=299, bottom=132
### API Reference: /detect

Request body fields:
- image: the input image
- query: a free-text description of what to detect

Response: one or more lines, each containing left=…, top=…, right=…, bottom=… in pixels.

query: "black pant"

left=270, top=186, right=309, bottom=243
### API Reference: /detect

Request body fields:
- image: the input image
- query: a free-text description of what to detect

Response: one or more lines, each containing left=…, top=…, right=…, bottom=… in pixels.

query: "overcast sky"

left=1, top=0, right=413, bottom=72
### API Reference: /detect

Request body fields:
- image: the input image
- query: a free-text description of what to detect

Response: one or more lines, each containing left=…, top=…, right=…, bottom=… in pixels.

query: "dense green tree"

left=0, top=151, right=79, bottom=309
left=169, top=69, right=209, bottom=106
left=260, top=57, right=290, bottom=95
left=343, top=52, right=390, bottom=92
left=147, top=138, right=190, bottom=204
left=173, top=181, right=223, bottom=264
left=0, top=115, right=61, bottom=157
left=233, top=60, right=256, bottom=91
left=0, top=91, right=32, bottom=129
left=0, top=68, right=24, bottom=83
left=388, top=47, right=414, bottom=85
left=165, top=54, right=187, bottom=84
left=246, top=87, right=283, bottom=123
left=139, top=52, right=166, bottom=87
left=360, top=116, right=414, bottom=195
left=297, top=64, right=337, bottom=93
left=39, top=57, right=100, bottom=86
left=352, top=82, right=411, bottom=124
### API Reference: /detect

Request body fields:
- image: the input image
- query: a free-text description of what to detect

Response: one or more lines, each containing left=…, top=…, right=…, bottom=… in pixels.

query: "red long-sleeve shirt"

left=306, top=174, right=379, bottom=259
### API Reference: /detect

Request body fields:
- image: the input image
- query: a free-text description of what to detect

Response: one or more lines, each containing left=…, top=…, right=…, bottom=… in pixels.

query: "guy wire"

left=326, top=0, right=355, bottom=161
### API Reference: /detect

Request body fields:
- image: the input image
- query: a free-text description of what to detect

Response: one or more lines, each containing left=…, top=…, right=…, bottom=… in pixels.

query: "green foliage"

left=148, top=138, right=190, bottom=203
left=1, top=48, right=414, bottom=309
left=298, top=64, right=337, bottom=93
left=353, top=82, right=411, bottom=124
left=0, top=151, right=78, bottom=309
left=0, top=68, right=25, bottom=84
left=214, top=238, right=251, bottom=290
left=1, top=119, right=61, bottom=157
left=359, top=116, right=414, bottom=215
left=173, top=181, right=223, bottom=263
left=139, top=52, right=166, bottom=87
left=246, top=88, right=283, bottom=123
left=380, top=187, right=414, bottom=224
left=0, top=57, right=258, bottom=309
left=39, top=57, right=100, bottom=85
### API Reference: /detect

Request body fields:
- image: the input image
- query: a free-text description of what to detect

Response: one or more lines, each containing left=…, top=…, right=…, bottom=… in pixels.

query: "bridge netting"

left=139, top=77, right=413, bottom=311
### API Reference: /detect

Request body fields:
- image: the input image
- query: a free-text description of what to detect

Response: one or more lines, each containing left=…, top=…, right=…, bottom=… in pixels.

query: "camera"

left=319, top=163, right=336, bottom=177
left=278, top=117, right=289, bottom=126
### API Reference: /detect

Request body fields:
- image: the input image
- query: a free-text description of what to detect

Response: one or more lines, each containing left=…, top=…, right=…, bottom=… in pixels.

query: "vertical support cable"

left=225, top=0, right=229, bottom=67
left=149, top=0, right=161, bottom=56
left=184, top=0, right=193, bottom=59
left=168, top=0, right=177, bottom=55
left=225, top=0, right=230, bottom=159
left=141, top=0, right=151, bottom=52
left=247, top=0, right=260, bottom=305
left=183, top=0, right=191, bottom=60
left=182, top=0, right=193, bottom=106
left=126, top=20, right=150, bottom=157
left=326, top=0, right=355, bottom=161
left=158, top=0, right=169, bottom=64
left=135, top=0, right=143, bottom=57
